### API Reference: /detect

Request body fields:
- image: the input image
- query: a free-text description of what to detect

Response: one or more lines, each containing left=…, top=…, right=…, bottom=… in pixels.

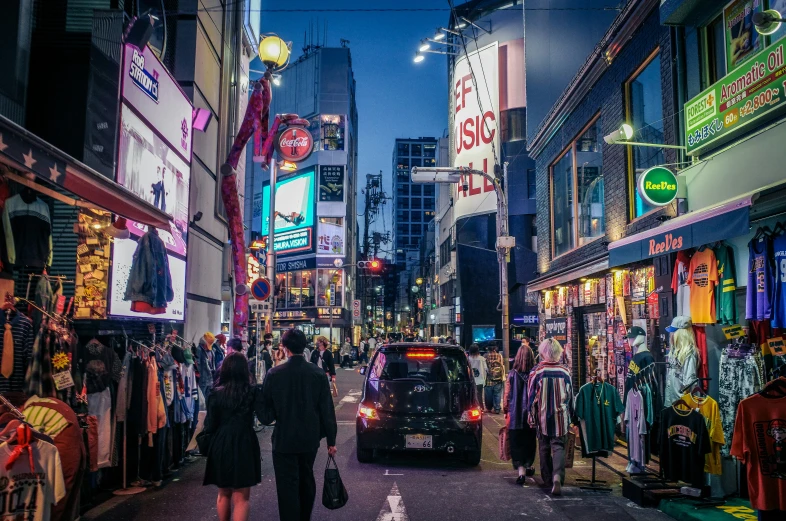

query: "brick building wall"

left=533, top=8, right=679, bottom=278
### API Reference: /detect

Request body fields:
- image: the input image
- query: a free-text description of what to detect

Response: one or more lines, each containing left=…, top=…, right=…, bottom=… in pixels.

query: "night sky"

left=262, top=1, right=451, bottom=244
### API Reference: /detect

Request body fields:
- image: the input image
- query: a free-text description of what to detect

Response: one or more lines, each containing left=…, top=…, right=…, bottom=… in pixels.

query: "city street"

left=83, top=368, right=673, bottom=521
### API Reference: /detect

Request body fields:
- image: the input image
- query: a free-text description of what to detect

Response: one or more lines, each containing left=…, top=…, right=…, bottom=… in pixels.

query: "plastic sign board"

left=637, top=166, right=678, bottom=206
left=275, top=126, right=313, bottom=163
left=684, top=34, right=786, bottom=156
left=251, top=278, right=272, bottom=301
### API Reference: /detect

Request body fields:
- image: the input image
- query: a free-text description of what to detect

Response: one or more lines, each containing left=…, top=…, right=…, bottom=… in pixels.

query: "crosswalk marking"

left=375, top=482, right=409, bottom=521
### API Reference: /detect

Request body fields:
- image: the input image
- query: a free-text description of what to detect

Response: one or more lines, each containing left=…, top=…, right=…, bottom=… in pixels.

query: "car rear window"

left=369, top=351, right=470, bottom=383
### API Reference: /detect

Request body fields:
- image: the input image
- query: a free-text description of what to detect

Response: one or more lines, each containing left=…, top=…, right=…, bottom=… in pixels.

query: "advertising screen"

left=316, top=218, right=345, bottom=257
left=273, top=168, right=315, bottom=233
left=472, top=326, right=496, bottom=343
left=121, top=43, right=193, bottom=160
left=117, top=104, right=191, bottom=224
left=109, top=236, right=187, bottom=321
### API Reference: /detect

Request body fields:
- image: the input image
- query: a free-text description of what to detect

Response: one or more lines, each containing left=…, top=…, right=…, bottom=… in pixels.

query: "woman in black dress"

left=202, top=352, right=264, bottom=521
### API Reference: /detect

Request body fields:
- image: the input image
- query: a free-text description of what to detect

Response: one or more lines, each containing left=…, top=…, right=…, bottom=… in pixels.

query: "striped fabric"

left=527, top=362, right=575, bottom=437
left=23, top=401, right=70, bottom=437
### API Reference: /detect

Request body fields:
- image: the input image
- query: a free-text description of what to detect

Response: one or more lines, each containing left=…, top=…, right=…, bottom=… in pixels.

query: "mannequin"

left=664, top=316, right=698, bottom=405
left=623, top=325, right=655, bottom=474
left=624, top=326, right=654, bottom=400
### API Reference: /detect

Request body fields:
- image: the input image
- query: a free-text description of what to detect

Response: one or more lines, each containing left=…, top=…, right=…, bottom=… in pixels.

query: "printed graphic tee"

left=625, top=388, right=649, bottom=470
left=659, top=406, right=711, bottom=487
left=575, top=382, right=625, bottom=454
left=772, top=235, right=786, bottom=329
left=687, top=249, right=718, bottom=324
left=713, top=244, right=737, bottom=325
left=747, top=237, right=774, bottom=321
left=731, top=393, right=786, bottom=511
left=681, top=393, right=725, bottom=475
left=672, top=250, right=692, bottom=318
left=0, top=439, right=65, bottom=521
left=624, top=350, right=655, bottom=402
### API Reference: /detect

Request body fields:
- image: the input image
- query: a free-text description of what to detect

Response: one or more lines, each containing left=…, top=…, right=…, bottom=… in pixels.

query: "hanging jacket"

left=124, top=229, right=174, bottom=311
left=146, top=358, right=166, bottom=444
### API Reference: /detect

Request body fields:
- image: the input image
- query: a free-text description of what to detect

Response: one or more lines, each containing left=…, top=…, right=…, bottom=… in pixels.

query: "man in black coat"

left=262, top=329, right=337, bottom=521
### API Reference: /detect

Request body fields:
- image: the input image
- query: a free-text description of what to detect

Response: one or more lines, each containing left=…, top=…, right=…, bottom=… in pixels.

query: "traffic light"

left=357, top=259, right=382, bottom=270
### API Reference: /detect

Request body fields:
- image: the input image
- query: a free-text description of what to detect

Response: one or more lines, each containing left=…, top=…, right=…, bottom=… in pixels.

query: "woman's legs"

left=231, top=488, right=251, bottom=521
left=217, top=488, right=232, bottom=521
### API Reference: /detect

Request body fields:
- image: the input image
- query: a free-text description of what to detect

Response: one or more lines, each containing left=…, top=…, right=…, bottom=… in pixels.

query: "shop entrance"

left=577, top=305, right=606, bottom=385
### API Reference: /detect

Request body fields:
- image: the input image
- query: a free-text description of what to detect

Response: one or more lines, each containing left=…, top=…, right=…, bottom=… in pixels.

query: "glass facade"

left=393, top=138, right=438, bottom=263
left=274, top=268, right=342, bottom=309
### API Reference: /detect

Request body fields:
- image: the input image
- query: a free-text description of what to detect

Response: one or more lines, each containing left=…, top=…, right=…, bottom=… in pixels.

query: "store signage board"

left=768, top=336, right=785, bottom=356
left=637, top=167, right=678, bottom=206
left=684, top=34, right=786, bottom=156
left=275, top=127, right=313, bottom=163
left=319, top=165, right=345, bottom=202
left=722, top=324, right=744, bottom=340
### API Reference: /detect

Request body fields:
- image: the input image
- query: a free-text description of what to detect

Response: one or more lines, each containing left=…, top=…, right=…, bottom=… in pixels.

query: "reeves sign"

left=452, top=42, right=499, bottom=219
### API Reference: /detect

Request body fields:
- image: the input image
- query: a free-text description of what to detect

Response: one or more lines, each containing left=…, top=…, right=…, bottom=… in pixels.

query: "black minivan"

left=356, top=343, right=483, bottom=465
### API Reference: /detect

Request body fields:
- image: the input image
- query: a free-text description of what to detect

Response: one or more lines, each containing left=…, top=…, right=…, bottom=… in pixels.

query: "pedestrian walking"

left=503, top=340, right=537, bottom=485
left=358, top=336, right=368, bottom=364
left=467, top=344, right=488, bottom=408
left=311, top=336, right=337, bottom=383
left=197, top=332, right=216, bottom=402
left=528, top=338, right=576, bottom=496
left=339, top=337, right=352, bottom=368
left=261, top=328, right=338, bottom=521
left=202, top=353, right=265, bottom=521
left=484, top=345, right=505, bottom=414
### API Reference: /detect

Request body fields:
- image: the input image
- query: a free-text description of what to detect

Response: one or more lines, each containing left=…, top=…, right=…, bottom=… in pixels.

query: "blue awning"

left=608, top=195, right=753, bottom=267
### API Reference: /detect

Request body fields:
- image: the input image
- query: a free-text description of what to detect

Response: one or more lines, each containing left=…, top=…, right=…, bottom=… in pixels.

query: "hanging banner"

left=319, top=165, right=345, bottom=202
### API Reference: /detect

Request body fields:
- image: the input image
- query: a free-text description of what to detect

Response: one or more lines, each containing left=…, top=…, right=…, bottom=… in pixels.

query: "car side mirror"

left=359, top=366, right=367, bottom=375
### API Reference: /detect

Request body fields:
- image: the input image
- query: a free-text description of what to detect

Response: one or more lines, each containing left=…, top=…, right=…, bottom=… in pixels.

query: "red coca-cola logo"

left=275, top=127, right=313, bottom=162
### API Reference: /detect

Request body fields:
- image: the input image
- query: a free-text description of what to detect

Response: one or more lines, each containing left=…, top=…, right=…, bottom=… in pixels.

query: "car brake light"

left=406, top=349, right=436, bottom=358
left=358, top=406, right=378, bottom=420
left=460, top=407, right=482, bottom=422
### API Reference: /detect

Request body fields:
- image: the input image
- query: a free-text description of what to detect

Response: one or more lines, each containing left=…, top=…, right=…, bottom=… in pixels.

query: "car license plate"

left=405, top=434, right=432, bottom=449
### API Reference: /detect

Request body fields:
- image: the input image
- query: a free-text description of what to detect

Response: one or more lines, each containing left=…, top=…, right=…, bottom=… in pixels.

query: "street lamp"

left=603, top=123, right=687, bottom=150
left=418, top=40, right=430, bottom=52
left=754, top=9, right=786, bottom=35
left=411, top=165, right=514, bottom=371
left=258, top=35, right=290, bottom=70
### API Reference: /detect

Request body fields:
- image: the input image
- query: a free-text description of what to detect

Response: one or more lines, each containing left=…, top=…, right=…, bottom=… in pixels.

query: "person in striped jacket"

left=527, top=338, right=575, bottom=496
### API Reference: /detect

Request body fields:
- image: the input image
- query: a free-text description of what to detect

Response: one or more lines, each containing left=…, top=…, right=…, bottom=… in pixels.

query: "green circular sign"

left=638, top=166, right=678, bottom=206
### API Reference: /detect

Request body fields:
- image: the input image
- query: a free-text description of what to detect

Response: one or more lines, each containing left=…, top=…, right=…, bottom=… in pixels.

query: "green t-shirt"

left=575, top=381, right=625, bottom=453
left=713, top=244, right=737, bottom=325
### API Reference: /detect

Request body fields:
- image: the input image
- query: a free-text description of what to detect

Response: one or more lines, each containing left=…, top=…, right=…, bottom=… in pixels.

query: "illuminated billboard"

left=258, top=168, right=317, bottom=256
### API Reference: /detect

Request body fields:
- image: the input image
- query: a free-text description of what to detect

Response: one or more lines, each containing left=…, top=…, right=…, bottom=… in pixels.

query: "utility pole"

left=359, top=172, right=387, bottom=335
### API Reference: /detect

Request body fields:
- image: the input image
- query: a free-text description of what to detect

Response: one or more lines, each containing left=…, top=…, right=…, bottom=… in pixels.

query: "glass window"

left=412, top=144, right=422, bottom=156
left=397, top=157, right=410, bottom=170
left=707, top=16, right=726, bottom=84
left=397, top=184, right=409, bottom=197
left=412, top=198, right=422, bottom=209
left=527, top=169, right=536, bottom=199
left=576, top=119, right=604, bottom=244
left=321, top=115, right=345, bottom=151
left=287, top=271, right=302, bottom=307
left=397, top=210, right=409, bottom=221
left=412, top=224, right=422, bottom=236
left=376, top=351, right=470, bottom=383
left=551, top=149, right=574, bottom=257
left=423, top=144, right=436, bottom=158
left=275, top=272, right=287, bottom=309
left=400, top=198, right=409, bottom=209
left=626, top=53, right=664, bottom=218
left=302, top=269, right=315, bottom=306
left=397, top=143, right=409, bottom=156
left=410, top=158, right=422, bottom=167
left=424, top=158, right=436, bottom=167
left=397, top=224, right=408, bottom=237
left=317, top=269, right=343, bottom=307
left=411, top=185, right=422, bottom=196
left=424, top=185, right=434, bottom=196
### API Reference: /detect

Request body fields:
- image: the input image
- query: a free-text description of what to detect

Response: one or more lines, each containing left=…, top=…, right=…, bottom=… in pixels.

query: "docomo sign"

left=275, top=126, right=313, bottom=163
left=452, top=42, right=499, bottom=219
left=637, top=166, right=678, bottom=206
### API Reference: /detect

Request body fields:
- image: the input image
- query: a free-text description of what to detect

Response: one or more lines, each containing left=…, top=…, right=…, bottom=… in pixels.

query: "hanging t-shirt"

left=624, top=350, right=655, bottom=402
left=672, top=250, right=692, bottom=318
left=0, top=439, right=66, bottom=521
left=713, top=244, right=737, bottom=325
left=687, top=249, right=718, bottom=324
left=574, top=381, right=625, bottom=454
left=659, top=406, right=712, bottom=487
left=625, top=388, right=649, bottom=472
left=747, top=237, right=774, bottom=321
left=730, top=392, right=786, bottom=511
left=772, top=235, right=786, bottom=328
left=680, top=393, right=725, bottom=475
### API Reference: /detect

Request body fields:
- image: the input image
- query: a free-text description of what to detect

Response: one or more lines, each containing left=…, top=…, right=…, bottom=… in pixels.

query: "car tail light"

left=406, top=349, right=436, bottom=358
left=460, top=407, right=482, bottom=422
left=358, top=405, right=378, bottom=420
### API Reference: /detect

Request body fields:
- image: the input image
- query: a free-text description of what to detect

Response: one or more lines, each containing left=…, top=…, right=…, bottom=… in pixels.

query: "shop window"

left=397, top=142, right=409, bottom=156
left=317, top=268, right=343, bottom=307
left=302, top=269, right=315, bottom=306
left=551, top=149, right=574, bottom=257
left=626, top=51, right=664, bottom=219
left=275, top=272, right=287, bottom=309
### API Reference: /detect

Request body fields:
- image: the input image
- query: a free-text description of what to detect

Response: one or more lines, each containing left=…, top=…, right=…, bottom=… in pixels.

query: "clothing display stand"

left=577, top=456, right=612, bottom=492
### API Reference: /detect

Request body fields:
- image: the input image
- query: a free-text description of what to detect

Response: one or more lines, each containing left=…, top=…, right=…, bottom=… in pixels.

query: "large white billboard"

left=452, top=42, right=499, bottom=220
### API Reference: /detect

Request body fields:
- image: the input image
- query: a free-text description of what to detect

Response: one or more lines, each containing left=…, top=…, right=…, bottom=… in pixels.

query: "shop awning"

left=527, top=255, right=609, bottom=293
left=0, top=114, right=170, bottom=229
left=608, top=194, right=754, bottom=268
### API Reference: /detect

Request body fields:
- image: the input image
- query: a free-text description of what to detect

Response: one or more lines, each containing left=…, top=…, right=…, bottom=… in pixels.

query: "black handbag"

left=321, top=455, right=348, bottom=510
left=195, top=430, right=212, bottom=455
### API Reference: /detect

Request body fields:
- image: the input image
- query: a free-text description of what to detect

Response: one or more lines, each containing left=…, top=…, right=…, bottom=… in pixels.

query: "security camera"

left=193, top=211, right=203, bottom=222
left=461, top=183, right=469, bottom=193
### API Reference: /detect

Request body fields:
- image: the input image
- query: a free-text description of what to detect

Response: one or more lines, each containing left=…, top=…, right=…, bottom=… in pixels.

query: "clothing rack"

left=15, top=297, right=68, bottom=324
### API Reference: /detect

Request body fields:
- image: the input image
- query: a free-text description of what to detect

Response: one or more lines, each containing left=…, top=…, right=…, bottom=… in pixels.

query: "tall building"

left=244, top=46, right=359, bottom=346
left=392, top=137, right=438, bottom=265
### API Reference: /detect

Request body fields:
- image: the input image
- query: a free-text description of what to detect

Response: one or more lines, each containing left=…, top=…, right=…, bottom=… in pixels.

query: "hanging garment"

left=116, top=352, right=132, bottom=422
left=32, top=276, right=53, bottom=334
left=713, top=243, right=738, bottom=325
left=659, top=406, right=712, bottom=487
left=687, top=248, right=719, bottom=324
left=574, top=381, right=624, bottom=454
left=624, top=350, right=655, bottom=403
left=87, top=387, right=113, bottom=469
left=664, top=351, right=698, bottom=406
left=0, top=438, right=65, bottom=521
left=731, top=391, right=786, bottom=511
left=2, top=192, right=53, bottom=268
left=123, top=229, right=174, bottom=314
left=719, top=350, right=765, bottom=456
left=772, top=235, right=786, bottom=328
left=82, top=338, right=122, bottom=394
left=0, top=312, right=34, bottom=393
left=625, top=387, right=650, bottom=473
left=672, top=250, right=692, bottom=318
left=693, top=325, right=709, bottom=391
left=680, top=393, right=725, bottom=475
left=146, top=357, right=166, bottom=445
left=748, top=236, right=775, bottom=320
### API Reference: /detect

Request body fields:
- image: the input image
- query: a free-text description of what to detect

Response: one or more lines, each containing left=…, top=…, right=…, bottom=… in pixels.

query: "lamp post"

left=410, top=165, right=513, bottom=370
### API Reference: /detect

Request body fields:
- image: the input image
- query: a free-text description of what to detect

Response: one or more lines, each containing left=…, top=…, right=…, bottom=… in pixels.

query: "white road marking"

left=375, top=482, right=409, bottom=521
left=384, top=470, right=403, bottom=476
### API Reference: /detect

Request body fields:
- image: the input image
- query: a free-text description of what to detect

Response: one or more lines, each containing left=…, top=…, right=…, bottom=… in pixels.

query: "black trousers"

left=272, top=450, right=319, bottom=521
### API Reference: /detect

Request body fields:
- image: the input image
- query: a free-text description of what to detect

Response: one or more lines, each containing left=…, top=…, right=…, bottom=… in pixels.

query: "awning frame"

left=527, top=256, right=610, bottom=293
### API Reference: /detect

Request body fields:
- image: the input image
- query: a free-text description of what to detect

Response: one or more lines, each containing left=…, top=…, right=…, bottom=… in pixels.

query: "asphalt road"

left=83, top=367, right=675, bottom=521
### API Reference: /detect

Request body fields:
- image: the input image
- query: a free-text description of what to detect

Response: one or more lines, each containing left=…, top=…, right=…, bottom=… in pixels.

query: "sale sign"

left=452, top=42, right=499, bottom=219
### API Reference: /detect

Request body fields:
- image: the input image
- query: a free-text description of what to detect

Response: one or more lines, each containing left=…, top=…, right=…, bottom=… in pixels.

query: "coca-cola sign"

left=275, top=126, right=313, bottom=163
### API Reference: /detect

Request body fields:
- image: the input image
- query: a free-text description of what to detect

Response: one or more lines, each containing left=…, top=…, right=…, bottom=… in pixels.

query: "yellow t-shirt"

left=681, top=393, right=725, bottom=474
